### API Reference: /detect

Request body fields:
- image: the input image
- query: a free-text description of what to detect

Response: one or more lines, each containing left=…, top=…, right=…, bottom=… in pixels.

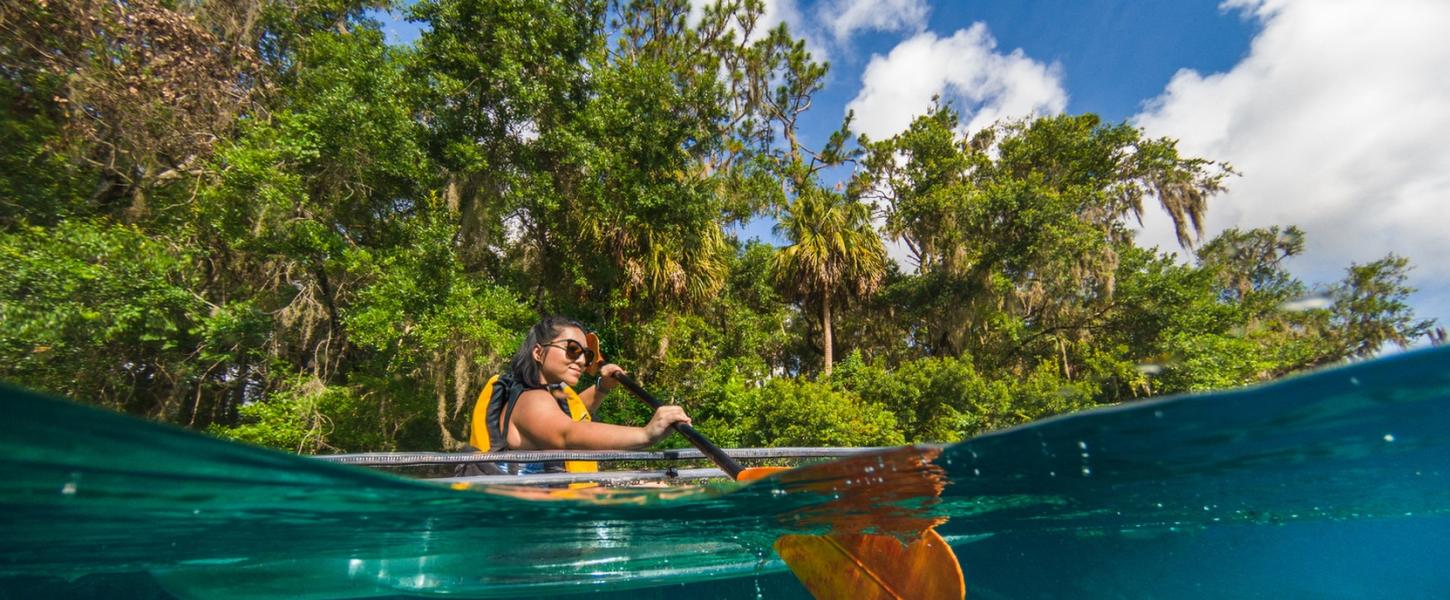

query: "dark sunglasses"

left=539, top=339, right=596, bottom=366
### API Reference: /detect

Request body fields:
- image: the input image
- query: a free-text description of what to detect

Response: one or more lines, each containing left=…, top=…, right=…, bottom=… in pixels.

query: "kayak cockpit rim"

left=309, top=446, right=908, bottom=467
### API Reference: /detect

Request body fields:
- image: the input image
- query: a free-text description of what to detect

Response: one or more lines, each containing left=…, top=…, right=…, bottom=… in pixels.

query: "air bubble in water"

left=1383, top=434, right=1395, bottom=442
left=60, top=472, right=80, bottom=496
left=1081, top=467, right=1091, bottom=477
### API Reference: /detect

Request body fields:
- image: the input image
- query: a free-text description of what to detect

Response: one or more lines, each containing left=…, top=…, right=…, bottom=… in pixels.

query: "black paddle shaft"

left=612, top=373, right=744, bottom=479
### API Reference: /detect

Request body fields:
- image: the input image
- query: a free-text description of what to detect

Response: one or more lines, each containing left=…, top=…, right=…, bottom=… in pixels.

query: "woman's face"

left=533, top=325, right=588, bottom=387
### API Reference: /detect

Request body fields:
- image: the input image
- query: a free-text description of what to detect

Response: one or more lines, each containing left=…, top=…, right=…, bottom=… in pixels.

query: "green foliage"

left=0, top=220, right=206, bottom=417
left=831, top=352, right=1096, bottom=443
left=213, top=376, right=340, bottom=453
left=729, top=378, right=905, bottom=448
left=214, top=373, right=430, bottom=453
left=342, top=197, right=536, bottom=449
left=0, top=79, right=91, bottom=227
left=1195, top=226, right=1306, bottom=303
left=1329, top=254, right=1436, bottom=359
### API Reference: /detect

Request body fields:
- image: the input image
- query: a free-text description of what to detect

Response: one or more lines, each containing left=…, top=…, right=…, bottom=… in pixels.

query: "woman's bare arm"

left=508, top=389, right=652, bottom=450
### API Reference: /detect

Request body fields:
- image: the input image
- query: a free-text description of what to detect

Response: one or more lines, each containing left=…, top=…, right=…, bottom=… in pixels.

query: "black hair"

left=508, top=315, right=589, bottom=388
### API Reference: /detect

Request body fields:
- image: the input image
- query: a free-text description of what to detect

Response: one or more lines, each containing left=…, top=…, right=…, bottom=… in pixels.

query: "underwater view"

left=3, top=347, right=1448, bottom=599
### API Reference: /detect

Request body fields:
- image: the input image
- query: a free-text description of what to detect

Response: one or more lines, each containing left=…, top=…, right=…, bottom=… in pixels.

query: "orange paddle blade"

left=585, top=332, right=605, bottom=376
left=737, top=466, right=790, bottom=481
left=775, top=529, right=964, bottom=600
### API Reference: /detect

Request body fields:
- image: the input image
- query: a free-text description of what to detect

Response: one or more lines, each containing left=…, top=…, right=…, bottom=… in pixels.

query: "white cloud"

left=690, top=0, right=829, bottom=61
left=819, top=0, right=930, bottom=43
left=846, top=24, right=1068, bottom=141
left=1133, top=0, right=1450, bottom=324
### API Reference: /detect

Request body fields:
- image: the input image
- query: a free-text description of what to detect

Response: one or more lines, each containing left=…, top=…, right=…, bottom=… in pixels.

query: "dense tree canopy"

left=1, top=0, right=1441, bottom=452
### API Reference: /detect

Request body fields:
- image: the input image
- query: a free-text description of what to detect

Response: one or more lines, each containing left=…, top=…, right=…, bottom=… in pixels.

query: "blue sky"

left=375, top=2, right=1255, bottom=136
left=375, top=0, right=1450, bottom=333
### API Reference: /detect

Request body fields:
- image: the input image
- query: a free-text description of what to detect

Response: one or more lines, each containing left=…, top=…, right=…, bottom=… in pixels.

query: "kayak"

left=2, top=347, right=1449, bottom=598
left=311, top=446, right=892, bottom=485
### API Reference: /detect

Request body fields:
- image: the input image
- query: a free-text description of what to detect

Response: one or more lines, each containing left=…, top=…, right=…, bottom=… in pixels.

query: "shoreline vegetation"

left=1, top=0, right=1440, bottom=455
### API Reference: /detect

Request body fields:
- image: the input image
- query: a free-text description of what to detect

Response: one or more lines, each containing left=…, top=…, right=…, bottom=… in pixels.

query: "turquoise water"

left=3, top=348, right=1449, bottom=598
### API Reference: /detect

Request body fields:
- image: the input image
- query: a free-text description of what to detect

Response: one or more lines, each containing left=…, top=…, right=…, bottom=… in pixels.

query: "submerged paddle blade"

left=762, top=447, right=963, bottom=599
left=775, top=529, right=964, bottom=600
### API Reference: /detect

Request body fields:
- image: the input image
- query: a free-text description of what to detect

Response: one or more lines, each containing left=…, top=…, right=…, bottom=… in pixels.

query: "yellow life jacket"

left=468, top=375, right=599, bottom=474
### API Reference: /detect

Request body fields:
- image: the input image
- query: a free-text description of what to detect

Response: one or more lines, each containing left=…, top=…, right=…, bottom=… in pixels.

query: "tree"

left=1329, top=255, right=1436, bottom=359
left=772, top=188, right=886, bottom=376
left=0, top=0, right=264, bottom=219
left=853, top=108, right=1234, bottom=373
left=1195, top=226, right=1306, bottom=303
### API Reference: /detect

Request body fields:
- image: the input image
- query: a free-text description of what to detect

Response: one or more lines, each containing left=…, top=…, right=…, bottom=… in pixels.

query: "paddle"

left=611, top=372, right=778, bottom=481
left=587, top=332, right=773, bottom=480
left=610, top=371, right=965, bottom=600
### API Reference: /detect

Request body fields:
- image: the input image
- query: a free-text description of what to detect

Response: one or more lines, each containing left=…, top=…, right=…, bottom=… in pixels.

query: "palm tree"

left=772, top=187, right=887, bottom=376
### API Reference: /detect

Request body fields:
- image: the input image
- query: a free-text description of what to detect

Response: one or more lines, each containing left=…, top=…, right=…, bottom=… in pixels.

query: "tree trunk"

left=437, top=386, right=462, bottom=451
left=822, top=294, right=834, bottom=377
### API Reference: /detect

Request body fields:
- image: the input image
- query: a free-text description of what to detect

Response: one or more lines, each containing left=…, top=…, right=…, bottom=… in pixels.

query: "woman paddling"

left=462, top=315, right=691, bottom=475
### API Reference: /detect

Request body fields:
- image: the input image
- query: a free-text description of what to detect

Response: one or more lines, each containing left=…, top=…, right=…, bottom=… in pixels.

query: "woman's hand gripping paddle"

left=610, top=370, right=964, bottom=600
left=610, top=371, right=776, bottom=481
